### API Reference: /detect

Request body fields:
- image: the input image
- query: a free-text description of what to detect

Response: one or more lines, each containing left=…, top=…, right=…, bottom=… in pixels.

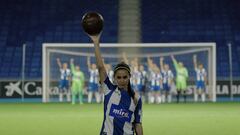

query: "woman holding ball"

left=82, top=12, right=143, bottom=135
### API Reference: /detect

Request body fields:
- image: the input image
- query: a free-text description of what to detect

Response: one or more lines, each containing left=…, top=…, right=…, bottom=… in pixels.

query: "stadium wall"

left=0, top=80, right=240, bottom=99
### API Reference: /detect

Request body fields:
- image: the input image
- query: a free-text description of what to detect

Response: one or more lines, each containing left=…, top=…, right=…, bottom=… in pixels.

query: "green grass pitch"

left=0, top=102, right=239, bottom=135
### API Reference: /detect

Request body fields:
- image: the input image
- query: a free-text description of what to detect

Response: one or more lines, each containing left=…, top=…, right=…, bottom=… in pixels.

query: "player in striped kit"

left=90, top=35, right=143, bottom=135
left=160, top=57, right=174, bottom=103
left=87, top=56, right=101, bottom=103
left=147, top=57, right=162, bottom=104
left=135, top=65, right=147, bottom=101
left=56, top=58, right=71, bottom=102
left=193, top=55, right=207, bottom=102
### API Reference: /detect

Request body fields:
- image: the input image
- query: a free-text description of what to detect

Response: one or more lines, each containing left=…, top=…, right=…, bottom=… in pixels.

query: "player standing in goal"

left=89, top=35, right=143, bottom=135
left=70, top=58, right=85, bottom=104
left=56, top=58, right=71, bottom=102
left=160, top=57, right=174, bottom=103
left=171, top=55, right=189, bottom=103
left=87, top=56, right=100, bottom=103
left=193, top=55, right=207, bottom=102
left=147, top=57, right=162, bottom=104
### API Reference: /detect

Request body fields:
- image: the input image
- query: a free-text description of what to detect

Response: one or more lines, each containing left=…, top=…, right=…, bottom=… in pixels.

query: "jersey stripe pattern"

left=100, top=77, right=142, bottom=135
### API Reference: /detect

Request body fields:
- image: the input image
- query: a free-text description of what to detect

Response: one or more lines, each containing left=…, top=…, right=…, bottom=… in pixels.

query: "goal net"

left=42, top=43, right=216, bottom=102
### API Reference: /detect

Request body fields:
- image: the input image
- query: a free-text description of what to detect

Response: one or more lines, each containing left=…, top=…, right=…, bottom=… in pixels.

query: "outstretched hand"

left=160, top=57, right=164, bottom=61
left=89, top=34, right=101, bottom=44
left=70, top=58, right=74, bottom=63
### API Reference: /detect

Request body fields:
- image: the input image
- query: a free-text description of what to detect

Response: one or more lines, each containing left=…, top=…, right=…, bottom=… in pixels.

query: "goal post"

left=42, top=43, right=216, bottom=102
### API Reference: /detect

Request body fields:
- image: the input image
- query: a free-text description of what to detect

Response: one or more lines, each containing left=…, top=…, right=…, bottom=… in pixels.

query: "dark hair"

left=113, top=62, right=135, bottom=99
left=113, top=62, right=131, bottom=76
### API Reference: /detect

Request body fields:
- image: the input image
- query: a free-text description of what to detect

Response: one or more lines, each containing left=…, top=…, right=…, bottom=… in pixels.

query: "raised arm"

left=160, top=57, right=164, bottom=71
left=121, top=52, right=129, bottom=65
left=170, top=55, right=175, bottom=62
left=87, top=56, right=91, bottom=70
left=147, top=56, right=153, bottom=70
left=70, top=58, right=75, bottom=74
left=89, top=35, right=107, bottom=84
left=56, top=58, right=62, bottom=69
left=171, top=55, right=179, bottom=69
left=193, top=55, right=197, bottom=70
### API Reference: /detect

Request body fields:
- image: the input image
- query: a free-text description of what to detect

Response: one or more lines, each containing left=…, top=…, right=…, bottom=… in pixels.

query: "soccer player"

left=90, top=35, right=143, bottom=135
left=135, top=64, right=147, bottom=102
left=193, top=55, right=207, bottom=102
left=87, top=56, right=100, bottom=103
left=56, top=58, right=71, bottom=102
left=160, top=57, right=174, bottom=103
left=147, top=57, right=162, bottom=104
left=171, top=55, right=189, bottom=103
left=70, top=58, right=85, bottom=104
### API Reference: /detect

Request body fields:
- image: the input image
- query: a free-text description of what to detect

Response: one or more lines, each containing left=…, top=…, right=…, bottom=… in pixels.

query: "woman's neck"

left=118, top=86, right=128, bottom=91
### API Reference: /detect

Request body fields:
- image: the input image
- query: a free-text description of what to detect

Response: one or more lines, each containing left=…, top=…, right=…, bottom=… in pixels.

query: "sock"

left=201, top=93, right=205, bottom=102
left=59, top=93, right=63, bottom=102
left=167, top=95, right=172, bottom=103
left=88, top=92, right=93, bottom=103
left=162, top=95, right=166, bottom=103
left=72, top=93, right=76, bottom=104
left=176, top=91, right=180, bottom=103
left=194, top=93, right=198, bottom=102
left=79, top=91, right=83, bottom=104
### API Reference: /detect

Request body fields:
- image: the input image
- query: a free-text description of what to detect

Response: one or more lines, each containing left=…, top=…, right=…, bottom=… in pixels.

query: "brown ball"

left=81, top=12, right=104, bottom=36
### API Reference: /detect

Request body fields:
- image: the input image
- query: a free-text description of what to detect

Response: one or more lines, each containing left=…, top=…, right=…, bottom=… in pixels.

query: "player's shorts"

left=71, top=82, right=84, bottom=93
left=88, top=82, right=99, bottom=92
left=151, top=85, right=160, bottom=92
left=59, top=80, right=69, bottom=92
left=196, top=81, right=205, bottom=90
left=136, top=84, right=144, bottom=92
left=162, top=83, right=171, bottom=92
left=176, top=81, right=187, bottom=90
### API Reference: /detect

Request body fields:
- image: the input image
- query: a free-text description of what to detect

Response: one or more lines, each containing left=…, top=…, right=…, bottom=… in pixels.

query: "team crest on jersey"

left=109, top=104, right=133, bottom=123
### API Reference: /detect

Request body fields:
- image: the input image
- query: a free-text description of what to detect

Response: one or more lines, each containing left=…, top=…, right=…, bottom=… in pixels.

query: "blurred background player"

left=135, top=64, right=147, bottom=102
left=193, top=55, right=207, bottom=102
left=160, top=57, right=174, bottom=103
left=121, top=52, right=139, bottom=90
left=99, top=63, right=114, bottom=102
left=171, top=55, right=189, bottom=103
left=105, top=64, right=114, bottom=83
left=56, top=58, right=71, bottom=102
left=87, top=56, right=100, bottom=103
left=147, top=57, right=162, bottom=104
left=70, top=58, right=85, bottom=104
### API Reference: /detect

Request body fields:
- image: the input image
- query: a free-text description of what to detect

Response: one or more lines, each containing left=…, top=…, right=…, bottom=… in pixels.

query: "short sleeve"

left=134, top=98, right=142, bottom=124
left=102, top=76, right=117, bottom=95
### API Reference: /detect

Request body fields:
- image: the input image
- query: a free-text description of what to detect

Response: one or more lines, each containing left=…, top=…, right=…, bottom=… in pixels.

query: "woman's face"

left=179, top=62, right=184, bottom=68
left=76, top=66, right=80, bottom=71
left=114, top=69, right=130, bottom=89
left=63, top=63, right=68, bottom=69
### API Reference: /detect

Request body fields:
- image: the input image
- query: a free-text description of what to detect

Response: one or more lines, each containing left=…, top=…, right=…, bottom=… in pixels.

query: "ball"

left=81, top=12, right=104, bottom=36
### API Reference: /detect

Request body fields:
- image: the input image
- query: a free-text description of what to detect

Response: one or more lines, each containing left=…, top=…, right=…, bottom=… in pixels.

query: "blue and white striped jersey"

left=100, top=77, right=142, bottom=135
left=89, top=69, right=99, bottom=83
left=195, top=68, right=207, bottom=81
left=162, top=70, right=174, bottom=84
left=60, top=69, right=71, bottom=80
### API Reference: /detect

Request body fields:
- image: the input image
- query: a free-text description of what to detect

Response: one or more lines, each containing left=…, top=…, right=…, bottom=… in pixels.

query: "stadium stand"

left=0, top=0, right=239, bottom=79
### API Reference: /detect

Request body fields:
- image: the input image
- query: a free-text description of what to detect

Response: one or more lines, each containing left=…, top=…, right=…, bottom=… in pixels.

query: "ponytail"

left=128, top=80, right=138, bottom=105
